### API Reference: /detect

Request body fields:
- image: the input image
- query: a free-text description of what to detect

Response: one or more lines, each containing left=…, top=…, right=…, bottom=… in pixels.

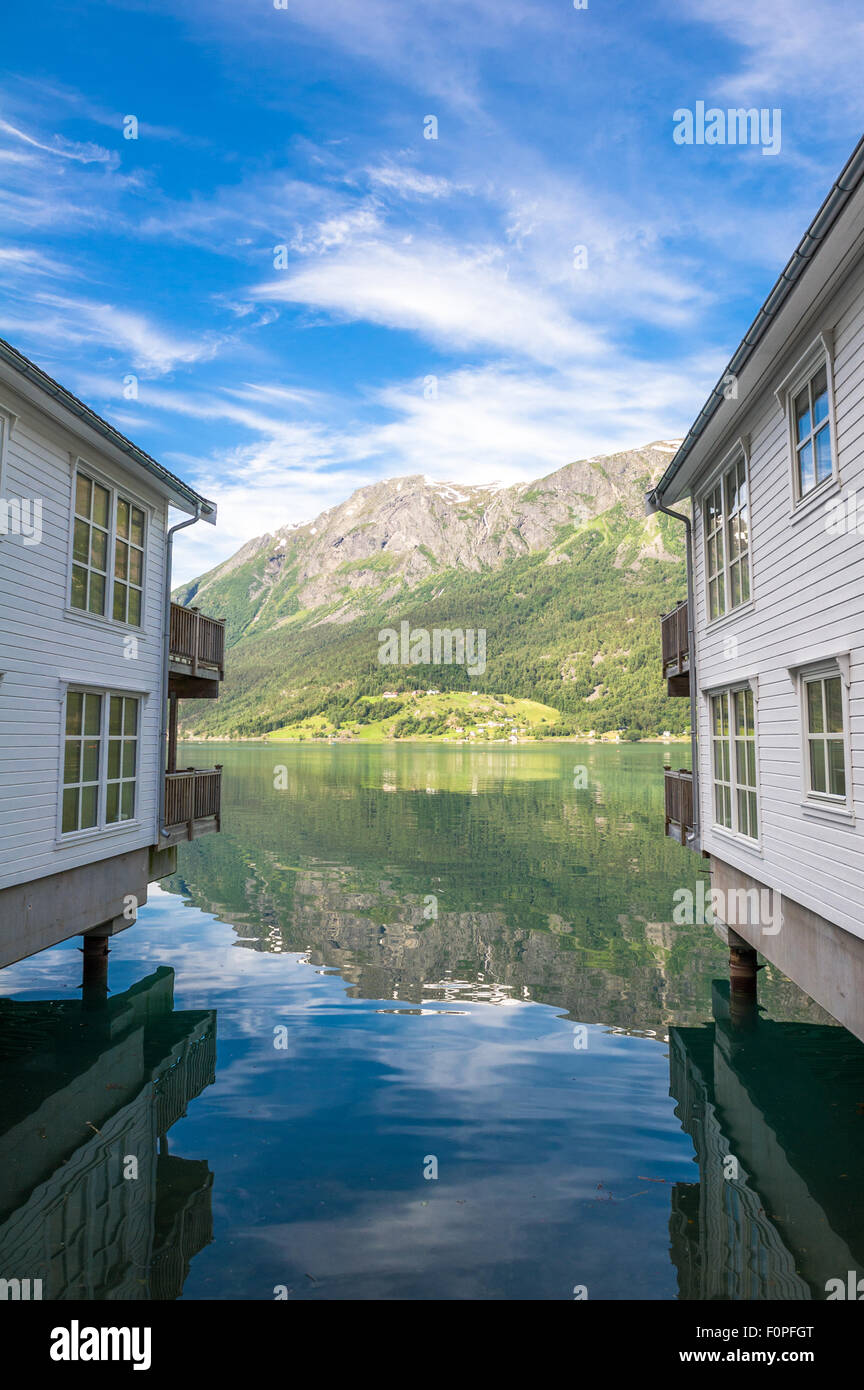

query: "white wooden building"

left=649, top=134, right=864, bottom=1040
left=0, top=337, right=224, bottom=967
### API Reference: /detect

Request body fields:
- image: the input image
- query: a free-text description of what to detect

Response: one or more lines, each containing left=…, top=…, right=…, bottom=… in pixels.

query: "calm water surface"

left=1, top=743, right=863, bottom=1300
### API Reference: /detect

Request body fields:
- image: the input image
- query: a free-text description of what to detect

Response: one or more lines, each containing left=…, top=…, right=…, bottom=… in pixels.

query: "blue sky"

left=1, top=0, right=863, bottom=581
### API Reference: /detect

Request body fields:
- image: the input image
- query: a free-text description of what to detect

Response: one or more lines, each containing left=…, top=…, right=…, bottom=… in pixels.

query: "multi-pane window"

left=711, top=688, right=759, bottom=840
left=805, top=674, right=846, bottom=800
left=71, top=474, right=110, bottom=615
left=733, top=688, right=758, bottom=839
left=61, top=688, right=140, bottom=834
left=725, top=457, right=750, bottom=608
left=793, top=364, right=833, bottom=498
left=62, top=691, right=103, bottom=832
left=106, top=695, right=139, bottom=823
left=711, top=694, right=732, bottom=828
left=70, top=470, right=146, bottom=625
left=703, top=454, right=750, bottom=621
left=113, top=499, right=145, bottom=625
left=705, top=483, right=726, bottom=621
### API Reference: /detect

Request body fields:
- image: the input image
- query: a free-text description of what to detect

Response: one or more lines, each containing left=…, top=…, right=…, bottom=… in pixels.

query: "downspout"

left=647, top=493, right=700, bottom=852
left=158, top=506, right=202, bottom=838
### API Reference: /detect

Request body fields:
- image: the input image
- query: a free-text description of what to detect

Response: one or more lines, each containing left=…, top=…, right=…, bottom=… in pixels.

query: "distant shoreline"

left=180, top=734, right=691, bottom=746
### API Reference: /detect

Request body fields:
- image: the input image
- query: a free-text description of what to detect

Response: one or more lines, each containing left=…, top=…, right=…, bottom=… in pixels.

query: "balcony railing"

left=661, top=599, right=689, bottom=696
left=162, top=766, right=222, bottom=844
left=664, top=766, right=694, bottom=846
left=169, top=603, right=225, bottom=680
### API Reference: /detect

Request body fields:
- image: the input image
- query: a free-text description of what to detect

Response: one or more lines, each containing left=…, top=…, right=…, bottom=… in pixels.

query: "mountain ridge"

left=177, top=440, right=683, bottom=638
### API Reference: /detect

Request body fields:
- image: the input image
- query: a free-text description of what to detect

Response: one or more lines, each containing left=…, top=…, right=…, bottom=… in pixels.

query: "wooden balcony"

left=661, top=599, right=690, bottom=697
left=664, top=767, right=694, bottom=846
left=169, top=603, right=225, bottom=699
left=160, top=766, right=222, bottom=847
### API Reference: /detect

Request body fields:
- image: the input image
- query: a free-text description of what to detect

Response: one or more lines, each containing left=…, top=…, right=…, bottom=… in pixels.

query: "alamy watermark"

left=826, top=489, right=864, bottom=536
left=50, top=1323, right=151, bottom=1370
left=378, top=622, right=486, bottom=676
left=826, top=1271, right=864, bottom=1300
left=673, top=103, right=782, bottom=157
left=0, top=497, right=42, bottom=544
left=672, top=880, right=781, bottom=935
left=0, top=1277, right=42, bottom=1300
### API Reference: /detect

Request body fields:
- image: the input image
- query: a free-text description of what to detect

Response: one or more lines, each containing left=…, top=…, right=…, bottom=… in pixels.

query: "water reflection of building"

left=0, top=966, right=215, bottom=1300
left=669, top=980, right=864, bottom=1300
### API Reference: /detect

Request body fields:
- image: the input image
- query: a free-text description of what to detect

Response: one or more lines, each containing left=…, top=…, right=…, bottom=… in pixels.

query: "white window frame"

left=799, top=659, right=851, bottom=811
left=699, top=441, right=752, bottom=625
left=57, top=684, right=144, bottom=841
left=66, top=460, right=150, bottom=631
left=112, top=494, right=147, bottom=626
left=0, top=400, right=19, bottom=502
left=708, top=682, right=760, bottom=843
left=775, top=331, right=840, bottom=511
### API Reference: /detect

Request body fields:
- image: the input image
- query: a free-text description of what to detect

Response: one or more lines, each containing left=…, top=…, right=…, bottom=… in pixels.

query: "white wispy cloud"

left=289, top=206, right=382, bottom=255
left=0, top=293, right=226, bottom=374
left=367, top=164, right=462, bottom=199
left=92, top=349, right=722, bottom=583
left=253, top=238, right=608, bottom=364
left=675, top=0, right=864, bottom=113
left=0, top=118, right=118, bottom=166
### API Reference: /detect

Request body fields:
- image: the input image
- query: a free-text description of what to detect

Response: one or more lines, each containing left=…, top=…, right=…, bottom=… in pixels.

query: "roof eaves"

left=650, top=133, right=864, bottom=505
left=0, top=336, right=217, bottom=523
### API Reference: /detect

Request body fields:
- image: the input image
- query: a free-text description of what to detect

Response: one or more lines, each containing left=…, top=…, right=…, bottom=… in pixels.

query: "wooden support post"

left=80, top=931, right=110, bottom=1007
left=168, top=690, right=179, bottom=774
left=728, top=927, right=759, bottom=1030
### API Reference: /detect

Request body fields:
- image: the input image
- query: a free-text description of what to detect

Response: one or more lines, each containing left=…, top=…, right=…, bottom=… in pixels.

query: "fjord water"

left=2, top=742, right=863, bottom=1301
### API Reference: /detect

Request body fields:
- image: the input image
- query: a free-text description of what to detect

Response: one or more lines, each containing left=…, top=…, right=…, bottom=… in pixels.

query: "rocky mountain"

left=175, top=441, right=689, bottom=738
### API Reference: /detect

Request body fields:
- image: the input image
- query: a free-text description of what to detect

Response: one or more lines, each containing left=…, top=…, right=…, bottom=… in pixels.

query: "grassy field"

left=266, top=690, right=564, bottom=742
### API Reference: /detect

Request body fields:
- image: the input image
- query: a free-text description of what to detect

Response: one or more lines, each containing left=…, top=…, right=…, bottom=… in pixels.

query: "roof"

left=0, top=335, right=217, bottom=523
left=650, top=133, right=864, bottom=506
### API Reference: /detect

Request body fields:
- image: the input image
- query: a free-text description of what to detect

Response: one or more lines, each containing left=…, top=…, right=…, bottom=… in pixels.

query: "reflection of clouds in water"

left=234, top=1106, right=682, bottom=1300
left=0, top=796, right=691, bottom=1302
left=187, top=977, right=670, bottom=1145
left=0, top=931, right=81, bottom=997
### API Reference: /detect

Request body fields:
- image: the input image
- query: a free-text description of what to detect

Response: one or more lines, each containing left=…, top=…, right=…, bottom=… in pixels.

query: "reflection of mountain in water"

left=0, top=968, right=216, bottom=1300
left=670, top=981, right=864, bottom=1300
left=164, top=746, right=831, bottom=1033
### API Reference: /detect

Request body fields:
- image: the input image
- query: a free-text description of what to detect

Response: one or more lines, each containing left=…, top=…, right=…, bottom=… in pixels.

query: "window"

left=703, top=452, right=750, bottom=621
left=711, top=687, right=758, bottom=840
left=792, top=363, right=833, bottom=499
left=70, top=469, right=146, bottom=625
left=62, top=691, right=103, bottom=832
left=804, top=673, right=846, bottom=801
left=711, top=693, right=732, bottom=828
left=113, top=499, right=145, bottom=625
left=0, top=403, right=18, bottom=502
left=106, top=695, right=139, bottom=823
left=705, top=482, right=726, bottom=621
left=725, top=457, right=751, bottom=609
left=733, top=687, right=758, bottom=839
left=72, top=474, right=110, bottom=615
left=61, top=688, right=140, bottom=835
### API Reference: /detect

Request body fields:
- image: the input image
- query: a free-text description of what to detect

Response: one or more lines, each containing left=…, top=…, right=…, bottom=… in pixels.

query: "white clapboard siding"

left=0, top=383, right=168, bottom=892
left=692, top=256, right=864, bottom=940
